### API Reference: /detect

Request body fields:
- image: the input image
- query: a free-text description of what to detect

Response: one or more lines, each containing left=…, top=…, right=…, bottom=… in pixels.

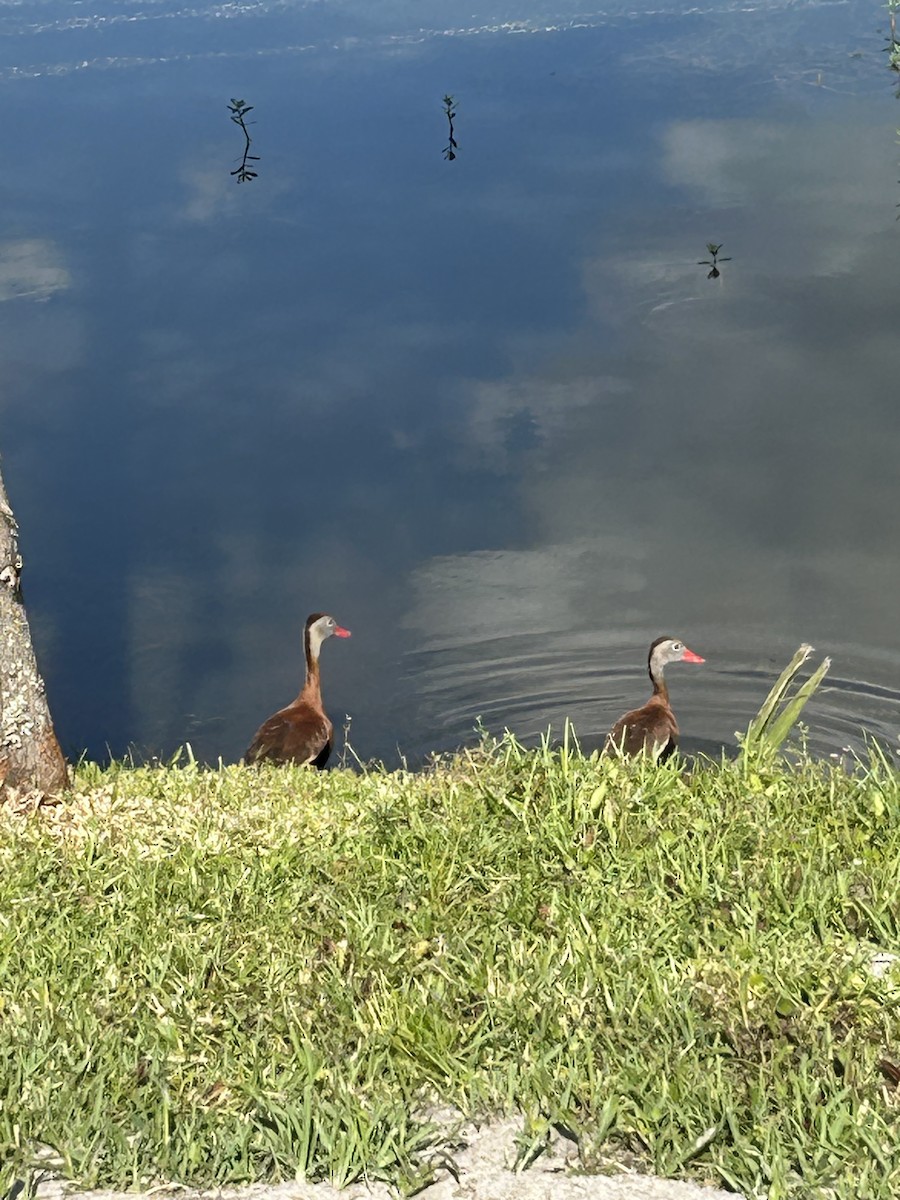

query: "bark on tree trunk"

left=0, top=465, right=68, bottom=795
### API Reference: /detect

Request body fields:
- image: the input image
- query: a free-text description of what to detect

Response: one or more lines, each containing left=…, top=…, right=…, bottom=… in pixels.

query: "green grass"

left=739, top=644, right=830, bottom=760
left=1, top=736, right=900, bottom=1198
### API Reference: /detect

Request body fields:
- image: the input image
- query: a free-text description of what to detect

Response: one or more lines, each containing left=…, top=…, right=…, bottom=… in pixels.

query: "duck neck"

left=299, top=625, right=324, bottom=706
left=648, top=653, right=669, bottom=705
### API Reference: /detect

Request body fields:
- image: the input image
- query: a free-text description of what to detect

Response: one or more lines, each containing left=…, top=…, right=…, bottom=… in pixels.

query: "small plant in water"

left=442, top=94, right=458, bottom=161
left=228, top=98, right=260, bottom=182
left=698, top=242, right=732, bottom=279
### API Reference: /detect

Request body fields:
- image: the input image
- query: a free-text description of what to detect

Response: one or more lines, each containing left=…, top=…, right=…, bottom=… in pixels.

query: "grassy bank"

left=1, top=736, right=899, bottom=1199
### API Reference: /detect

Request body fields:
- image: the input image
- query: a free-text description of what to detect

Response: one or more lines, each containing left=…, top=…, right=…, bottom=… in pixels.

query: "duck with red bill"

left=605, top=636, right=705, bottom=762
left=245, top=611, right=351, bottom=768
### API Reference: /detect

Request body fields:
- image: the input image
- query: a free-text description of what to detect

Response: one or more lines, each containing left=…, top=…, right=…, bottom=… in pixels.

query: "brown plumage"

left=245, top=612, right=351, bottom=768
left=605, top=635, right=704, bottom=763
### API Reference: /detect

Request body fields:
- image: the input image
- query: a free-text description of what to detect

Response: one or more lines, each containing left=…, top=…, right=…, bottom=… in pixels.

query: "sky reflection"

left=1, top=1, right=899, bottom=765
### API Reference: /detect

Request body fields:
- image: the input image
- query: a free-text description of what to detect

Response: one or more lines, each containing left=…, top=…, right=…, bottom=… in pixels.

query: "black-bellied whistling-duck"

left=245, top=612, right=351, bottom=768
left=605, top=636, right=704, bottom=763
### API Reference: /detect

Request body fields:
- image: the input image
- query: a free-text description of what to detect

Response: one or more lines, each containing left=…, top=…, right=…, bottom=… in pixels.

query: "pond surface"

left=2, top=0, right=900, bottom=766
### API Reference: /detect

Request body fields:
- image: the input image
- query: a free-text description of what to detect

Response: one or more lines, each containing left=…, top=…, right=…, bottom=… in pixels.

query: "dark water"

left=2, top=0, right=900, bottom=767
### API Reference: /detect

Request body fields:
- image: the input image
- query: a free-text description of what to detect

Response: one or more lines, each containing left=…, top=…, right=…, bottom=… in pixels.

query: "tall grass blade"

left=740, top=644, right=830, bottom=758
left=760, top=656, right=831, bottom=752
left=744, top=645, right=813, bottom=745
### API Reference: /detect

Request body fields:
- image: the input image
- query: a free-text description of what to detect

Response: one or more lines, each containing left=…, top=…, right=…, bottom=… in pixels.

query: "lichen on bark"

left=0, top=467, right=67, bottom=796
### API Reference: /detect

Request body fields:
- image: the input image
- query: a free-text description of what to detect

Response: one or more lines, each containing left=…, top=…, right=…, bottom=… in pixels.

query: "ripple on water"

left=402, top=630, right=900, bottom=763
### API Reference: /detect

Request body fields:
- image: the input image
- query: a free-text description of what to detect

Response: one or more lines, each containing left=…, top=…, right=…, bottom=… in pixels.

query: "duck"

left=605, top=636, right=704, bottom=762
left=245, top=612, right=351, bottom=768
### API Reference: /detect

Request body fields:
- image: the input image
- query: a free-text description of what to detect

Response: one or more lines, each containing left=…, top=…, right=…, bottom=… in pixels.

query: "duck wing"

left=245, top=704, right=333, bottom=768
left=605, top=700, right=678, bottom=760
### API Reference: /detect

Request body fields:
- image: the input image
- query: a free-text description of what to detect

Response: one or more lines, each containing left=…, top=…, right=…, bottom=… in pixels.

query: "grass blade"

left=740, top=645, right=830, bottom=758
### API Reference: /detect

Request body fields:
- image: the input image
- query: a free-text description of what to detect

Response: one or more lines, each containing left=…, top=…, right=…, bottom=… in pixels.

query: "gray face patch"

left=307, top=616, right=334, bottom=661
left=650, top=638, right=684, bottom=676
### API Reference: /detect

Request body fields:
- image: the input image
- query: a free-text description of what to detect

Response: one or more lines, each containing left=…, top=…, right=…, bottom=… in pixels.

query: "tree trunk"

left=0, top=466, right=68, bottom=795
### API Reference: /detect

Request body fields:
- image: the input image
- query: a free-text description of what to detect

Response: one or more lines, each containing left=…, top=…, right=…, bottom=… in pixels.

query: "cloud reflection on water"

left=3, top=3, right=900, bottom=766
left=401, top=110, right=900, bottom=759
